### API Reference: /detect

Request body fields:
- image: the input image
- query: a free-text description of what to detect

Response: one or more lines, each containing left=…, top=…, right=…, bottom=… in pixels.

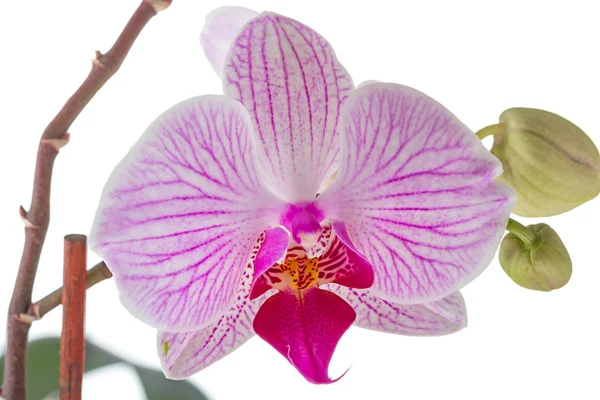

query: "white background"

left=1, top=1, right=599, bottom=399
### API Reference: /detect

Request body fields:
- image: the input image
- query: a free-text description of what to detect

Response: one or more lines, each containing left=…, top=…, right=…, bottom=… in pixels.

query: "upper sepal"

left=200, top=6, right=259, bottom=77
left=223, top=12, right=354, bottom=202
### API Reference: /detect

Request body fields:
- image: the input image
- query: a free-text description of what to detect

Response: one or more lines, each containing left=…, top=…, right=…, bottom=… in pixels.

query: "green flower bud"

left=500, top=222, right=572, bottom=291
left=487, top=108, right=600, bottom=217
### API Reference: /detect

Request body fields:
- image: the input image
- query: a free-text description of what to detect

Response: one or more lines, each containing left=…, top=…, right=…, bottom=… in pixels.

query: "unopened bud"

left=489, top=108, right=600, bottom=217
left=500, top=222, right=572, bottom=291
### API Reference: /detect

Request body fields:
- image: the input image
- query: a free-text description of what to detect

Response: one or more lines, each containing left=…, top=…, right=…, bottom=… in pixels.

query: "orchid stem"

left=24, top=262, right=112, bottom=322
left=474, top=123, right=505, bottom=140
left=2, top=2, right=169, bottom=398
left=506, top=218, right=538, bottom=248
left=60, top=235, right=87, bottom=400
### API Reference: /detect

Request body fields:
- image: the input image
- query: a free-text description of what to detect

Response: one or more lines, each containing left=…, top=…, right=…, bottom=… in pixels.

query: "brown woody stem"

left=23, top=262, right=112, bottom=323
left=59, top=235, right=87, bottom=400
left=2, top=1, right=170, bottom=398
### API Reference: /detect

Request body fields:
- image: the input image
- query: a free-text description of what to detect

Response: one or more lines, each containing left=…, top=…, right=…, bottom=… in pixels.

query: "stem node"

left=41, top=133, right=70, bottom=152
left=18, top=206, right=39, bottom=229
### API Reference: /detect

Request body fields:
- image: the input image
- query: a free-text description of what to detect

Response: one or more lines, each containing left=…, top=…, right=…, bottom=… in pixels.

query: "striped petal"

left=253, top=288, right=355, bottom=384
left=224, top=12, right=354, bottom=202
left=158, top=262, right=272, bottom=379
left=200, top=6, right=259, bottom=78
left=317, top=83, right=515, bottom=304
left=317, top=222, right=374, bottom=289
left=250, top=224, right=373, bottom=300
left=327, top=285, right=467, bottom=335
left=90, top=95, right=284, bottom=332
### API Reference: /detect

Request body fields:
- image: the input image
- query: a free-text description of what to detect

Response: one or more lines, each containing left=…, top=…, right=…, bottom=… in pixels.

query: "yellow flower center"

left=267, top=251, right=319, bottom=292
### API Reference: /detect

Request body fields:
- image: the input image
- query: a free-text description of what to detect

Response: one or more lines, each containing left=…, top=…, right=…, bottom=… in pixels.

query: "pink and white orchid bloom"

left=89, top=8, right=515, bottom=384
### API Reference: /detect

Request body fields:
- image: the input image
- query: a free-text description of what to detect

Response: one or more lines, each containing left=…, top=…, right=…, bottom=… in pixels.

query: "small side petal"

left=319, top=222, right=374, bottom=289
left=252, top=226, right=290, bottom=283
left=224, top=12, right=354, bottom=202
left=90, top=95, right=284, bottom=332
left=318, top=83, right=515, bottom=303
left=253, top=288, right=355, bottom=384
left=200, top=6, right=259, bottom=77
left=327, top=285, right=467, bottom=336
left=249, top=226, right=290, bottom=299
left=158, top=262, right=272, bottom=379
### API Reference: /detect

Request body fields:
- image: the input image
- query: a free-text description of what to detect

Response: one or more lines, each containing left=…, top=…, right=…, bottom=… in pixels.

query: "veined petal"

left=318, top=83, right=515, bottom=303
left=224, top=12, right=354, bottom=202
left=90, top=95, right=284, bottom=332
left=327, top=285, right=467, bottom=336
left=200, top=6, right=259, bottom=78
left=253, top=288, right=355, bottom=384
left=159, top=330, right=195, bottom=376
left=422, top=291, right=467, bottom=326
left=158, top=262, right=272, bottom=379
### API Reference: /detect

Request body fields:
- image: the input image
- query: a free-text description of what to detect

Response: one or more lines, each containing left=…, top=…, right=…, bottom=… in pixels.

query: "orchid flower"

left=89, top=7, right=515, bottom=384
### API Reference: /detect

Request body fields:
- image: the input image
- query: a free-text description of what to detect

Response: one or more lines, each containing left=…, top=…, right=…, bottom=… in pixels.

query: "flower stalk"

left=506, top=218, right=538, bottom=249
left=2, top=1, right=169, bottom=398
left=474, top=123, right=505, bottom=140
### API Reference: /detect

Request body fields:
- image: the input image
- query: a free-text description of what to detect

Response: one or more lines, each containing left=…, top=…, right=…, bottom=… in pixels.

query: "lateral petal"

left=224, top=12, right=354, bottom=201
left=318, top=83, right=515, bottom=303
left=90, top=95, right=284, bottom=331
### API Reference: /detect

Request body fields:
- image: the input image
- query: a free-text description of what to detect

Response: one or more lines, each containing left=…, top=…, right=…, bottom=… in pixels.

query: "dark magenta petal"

left=321, top=222, right=374, bottom=289
left=250, top=227, right=289, bottom=293
left=253, top=288, right=355, bottom=384
left=249, top=274, right=272, bottom=300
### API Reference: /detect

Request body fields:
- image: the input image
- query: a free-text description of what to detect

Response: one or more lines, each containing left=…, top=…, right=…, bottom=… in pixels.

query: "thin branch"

left=59, top=235, right=87, bottom=400
left=21, top=262, right=112, bottom=323
left=2, top=1, right=171, bottom=399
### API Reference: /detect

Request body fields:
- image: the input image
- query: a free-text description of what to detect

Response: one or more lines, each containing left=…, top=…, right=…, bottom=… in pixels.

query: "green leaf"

left=0, top=336, right=208, bottom=400
left=135, top=367, right=209, bottom=400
